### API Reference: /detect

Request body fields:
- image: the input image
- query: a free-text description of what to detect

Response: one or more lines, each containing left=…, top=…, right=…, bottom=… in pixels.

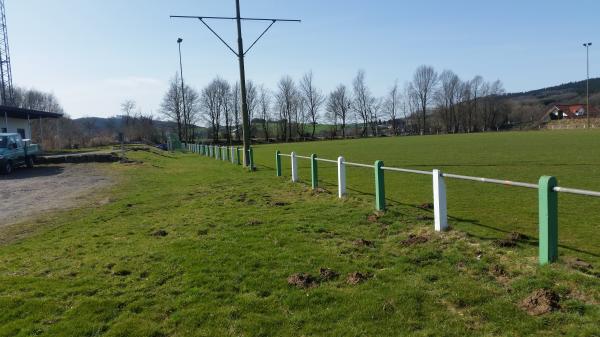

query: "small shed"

left=1, top=105, right=63, bottom=139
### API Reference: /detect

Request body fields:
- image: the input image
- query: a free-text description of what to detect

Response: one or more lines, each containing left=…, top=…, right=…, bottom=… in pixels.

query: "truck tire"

left=2, top=161, right=13, bottom=174
left=26, top=156, right=35, bottom=168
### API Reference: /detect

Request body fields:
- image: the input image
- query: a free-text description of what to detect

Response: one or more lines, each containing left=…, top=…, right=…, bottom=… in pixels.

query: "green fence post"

left=275, top=150, right=282, bottom=177
left=236, top=148, right=241, bottom=165
left=374, top=160, right=386, bottom=211
left=311, top=154, right=318, bottom=189
left=539, top=176, right=558, bottom=265
left=224, top=146, right=229, bottom=161
left=248, top=147, right=255, bottom=171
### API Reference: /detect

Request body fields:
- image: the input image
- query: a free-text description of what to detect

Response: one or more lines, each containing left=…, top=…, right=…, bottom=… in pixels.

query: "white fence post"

left=433, top=169, right=448, bottom=232
left=338, top=156, right=346, bottom=198
left=231, top=147, right=235, bottom=164
left=291, top=152, right=298, bottom=182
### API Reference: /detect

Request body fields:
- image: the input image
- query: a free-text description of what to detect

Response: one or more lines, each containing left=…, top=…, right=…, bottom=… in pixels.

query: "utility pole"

left=177, top=38, right=187, bottom=141
left=235, top=0, right=251, bottom=161
left=171, top=1, right=300, bottom=167
left=584, top=42, right=592, bottom=129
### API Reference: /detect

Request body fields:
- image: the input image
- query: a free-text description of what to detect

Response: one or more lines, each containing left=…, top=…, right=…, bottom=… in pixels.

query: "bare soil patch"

left=319, top=268, right=339, bottom=281
left=520, top=289, right=561, bottom=316
left=400, top=234, right=430, bottom=246
left=287, top=273, right=318, bottom=289
left=0, top=164, right=113, bottom=228
left=353, top=238, right=375, bottom=248
left=347, top=272, right=369, bottom=285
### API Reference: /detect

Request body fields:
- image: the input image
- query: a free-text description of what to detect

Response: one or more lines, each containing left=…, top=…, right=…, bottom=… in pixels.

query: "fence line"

left=274, top=150, right=600, bottom=266
left=180, top=142, right=254, bottom=171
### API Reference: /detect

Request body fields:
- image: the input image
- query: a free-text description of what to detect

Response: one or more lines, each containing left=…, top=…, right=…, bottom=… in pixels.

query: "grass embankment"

left=0, top=132, right=598, bottom=336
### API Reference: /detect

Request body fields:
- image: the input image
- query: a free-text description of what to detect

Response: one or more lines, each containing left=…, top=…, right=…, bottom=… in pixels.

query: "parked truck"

left=0, top=133, right=41, bottom=174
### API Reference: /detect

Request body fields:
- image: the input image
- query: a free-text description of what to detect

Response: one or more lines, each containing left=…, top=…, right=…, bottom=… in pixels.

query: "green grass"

left=253, top=130, right=600, bottom=260
left=0, top=130, right=599, bottom=336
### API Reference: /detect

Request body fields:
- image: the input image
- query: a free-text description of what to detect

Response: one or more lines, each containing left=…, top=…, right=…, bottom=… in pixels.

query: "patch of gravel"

left=0, top=164, right=113, bottom=228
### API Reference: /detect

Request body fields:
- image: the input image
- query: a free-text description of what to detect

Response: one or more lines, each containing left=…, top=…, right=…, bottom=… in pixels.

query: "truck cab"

left=0, top=133, right=40, bottom=174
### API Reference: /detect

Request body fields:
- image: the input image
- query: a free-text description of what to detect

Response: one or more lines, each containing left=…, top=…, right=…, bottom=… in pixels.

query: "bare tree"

left=383, top=81, right=402, bottom=135
left=160, top=75, right=183, bottom=140
left=258, top=85, right=271, bottom=141
left=275, top=76, right=298, bottom=142
left=435, top=70, right=462, bottom=133
left=232, top=82, right=241, bottom=141
left=246, top=80, right=258, bottom=138
left=299, top=71, right=325, bottom=138
left=410, top=65, right=439, bottom=134
left=182, top=85, right=201, bottom=142
left=352, top=70, right=376, bottom=136
left=201, top=78, right=224, bottom=142
left=327, top=84, right=351, bottom=138
left=467, top=76, right=484, bottom=133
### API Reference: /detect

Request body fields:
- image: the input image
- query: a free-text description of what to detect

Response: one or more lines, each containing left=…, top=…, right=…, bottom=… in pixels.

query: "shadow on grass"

left=255, top=163, right=600, bottom=258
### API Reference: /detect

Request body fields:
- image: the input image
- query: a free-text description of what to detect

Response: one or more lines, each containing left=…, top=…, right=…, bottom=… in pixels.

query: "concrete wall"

left=1, top=118, right=31, bottom=138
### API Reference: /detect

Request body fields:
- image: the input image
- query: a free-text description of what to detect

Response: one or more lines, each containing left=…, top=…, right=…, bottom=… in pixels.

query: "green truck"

left=0, top=133, right=41, bottom=174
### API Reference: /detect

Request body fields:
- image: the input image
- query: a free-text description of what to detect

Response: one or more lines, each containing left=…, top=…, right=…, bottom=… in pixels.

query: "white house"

left=1, top=105, right=62, bottom=139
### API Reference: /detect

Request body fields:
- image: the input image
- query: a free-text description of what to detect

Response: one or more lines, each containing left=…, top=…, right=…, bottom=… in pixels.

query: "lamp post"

left=177, top=38, right=187, bottom=141
left=584, top=42, right=592, bottom=129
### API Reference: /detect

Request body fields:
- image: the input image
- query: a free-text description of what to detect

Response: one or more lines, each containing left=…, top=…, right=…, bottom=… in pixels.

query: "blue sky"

left=7, top=0, right=599, bottom=118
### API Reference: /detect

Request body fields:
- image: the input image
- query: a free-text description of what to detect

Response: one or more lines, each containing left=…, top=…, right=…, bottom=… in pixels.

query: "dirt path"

left=0, top=164, right=113, bottom=227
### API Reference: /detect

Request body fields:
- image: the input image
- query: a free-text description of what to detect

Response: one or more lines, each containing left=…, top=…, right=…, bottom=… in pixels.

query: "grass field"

left=0, top=131, right=599, bottom=336
left=253, top=130, right=600, bottom=260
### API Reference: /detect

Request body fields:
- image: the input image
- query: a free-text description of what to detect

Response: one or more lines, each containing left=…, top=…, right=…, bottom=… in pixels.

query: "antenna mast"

left=0, top=0, right=13, bottom=106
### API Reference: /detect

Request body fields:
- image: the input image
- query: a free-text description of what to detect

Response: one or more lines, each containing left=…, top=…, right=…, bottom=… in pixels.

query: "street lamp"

left=583, top=42, right=592, bottom=128
left=177, top=37, right=187, bottom=141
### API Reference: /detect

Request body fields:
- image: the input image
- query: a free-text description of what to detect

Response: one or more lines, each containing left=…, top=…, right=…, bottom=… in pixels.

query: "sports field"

left=254, top=130, right=600, bottom=259
left=0, top=130, right=598, bottom=336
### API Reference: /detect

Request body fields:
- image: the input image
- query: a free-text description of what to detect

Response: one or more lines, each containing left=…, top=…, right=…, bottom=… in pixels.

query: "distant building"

left=1, top=105, right=63, bottom=139
left=544, top=104, right=599, bottom=121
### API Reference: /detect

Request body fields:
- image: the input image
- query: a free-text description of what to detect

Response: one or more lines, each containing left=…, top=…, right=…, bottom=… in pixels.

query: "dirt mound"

left=418, top=203, right=434, bottom=210
left=353, top=239, right=375, bottom=248
left=493, top=232, right=528, bottom=248
left=367, top=213, right=383, bottom=223
left=416, top=215, right=433, bottom=221
left=270, top=201, right=290, bottom=207
left=152, top=229, right=168, bottom=237
left=400, top=234, right=429, bottom=246
left=244, top=219, right=262, bottom=226
left=287, top=273, right=318, bottom=289
left=311, top=188, right=331, bottom=195
left=565, top=257, right=593, bottom=272
left=520, top=289, right=560, bottom=316
left=490, top=264, right=506, bottom=276
left=492, top=239, right=517, bottom=248
left=319, top=268, right=339, bottom=281
left=347, top=272, right=369, bottom=285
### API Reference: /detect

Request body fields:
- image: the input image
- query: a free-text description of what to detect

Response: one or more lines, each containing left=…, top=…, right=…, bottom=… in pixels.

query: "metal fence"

left=275, top=150, right=600, bottom=266
left=181, top=142, right=255, bottom=170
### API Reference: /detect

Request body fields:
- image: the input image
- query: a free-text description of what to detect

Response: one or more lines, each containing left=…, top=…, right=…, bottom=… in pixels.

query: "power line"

left=171, top=0, right=300, bottom=167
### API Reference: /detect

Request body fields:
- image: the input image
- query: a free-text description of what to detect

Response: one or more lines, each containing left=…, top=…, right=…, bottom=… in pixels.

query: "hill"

left=506, top=77, right=600, bottom=106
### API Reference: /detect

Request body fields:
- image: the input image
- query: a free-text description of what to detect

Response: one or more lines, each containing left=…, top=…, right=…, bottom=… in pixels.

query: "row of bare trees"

left=159, top=66, right=518, bottom=143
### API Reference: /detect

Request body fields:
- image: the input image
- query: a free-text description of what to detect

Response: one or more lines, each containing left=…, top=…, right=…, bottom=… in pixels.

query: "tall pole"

left=171, top=3, right=300, bottom=160
left=585, top=43, right=591, bottom=129
left=235, top=0, right=251, bottom=167
left=178, top=38, right=187, bottom=142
